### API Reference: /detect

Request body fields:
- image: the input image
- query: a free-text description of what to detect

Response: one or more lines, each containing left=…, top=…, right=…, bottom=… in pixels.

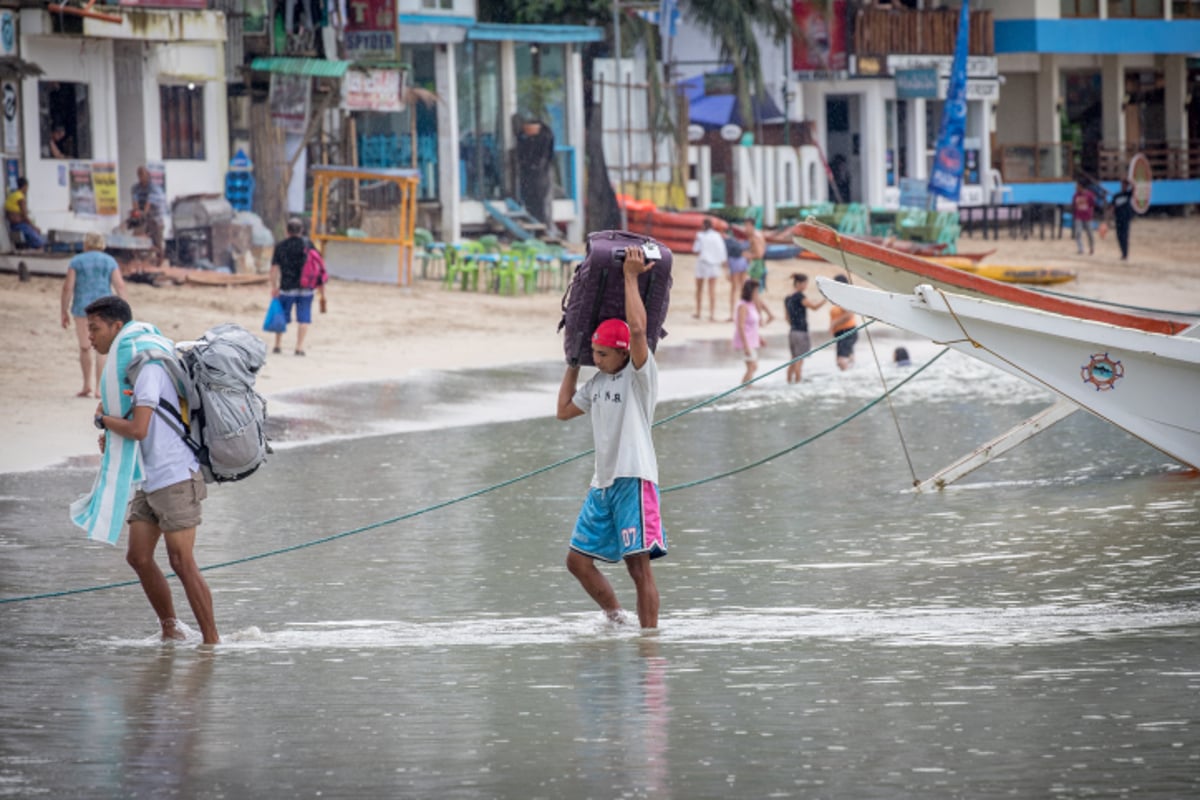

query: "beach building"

left=5, top=2, right=230, bottom=242
left=660, top=1, right=1198, bottom=218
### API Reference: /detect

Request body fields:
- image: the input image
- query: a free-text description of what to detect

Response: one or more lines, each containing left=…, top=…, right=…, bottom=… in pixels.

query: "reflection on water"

left=2, top=346, right=1198, bottom=798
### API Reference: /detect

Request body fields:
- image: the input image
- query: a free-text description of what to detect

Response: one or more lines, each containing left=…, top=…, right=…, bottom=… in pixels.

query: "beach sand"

left=3, top=216, right=1198, bottom=474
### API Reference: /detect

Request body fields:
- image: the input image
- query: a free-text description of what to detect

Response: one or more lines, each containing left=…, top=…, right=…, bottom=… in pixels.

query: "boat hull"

left=793, top=221, right=1192, bottom=335
left=816, top=278, right=1200, bottom=470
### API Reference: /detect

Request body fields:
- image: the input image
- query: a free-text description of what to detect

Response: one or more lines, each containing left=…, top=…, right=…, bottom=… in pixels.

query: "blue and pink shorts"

left=570, top=477, right=667, bottom=563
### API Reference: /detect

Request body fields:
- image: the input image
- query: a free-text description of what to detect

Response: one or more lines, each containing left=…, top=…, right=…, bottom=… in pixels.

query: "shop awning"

left=249, top=57, right=351, bottom=78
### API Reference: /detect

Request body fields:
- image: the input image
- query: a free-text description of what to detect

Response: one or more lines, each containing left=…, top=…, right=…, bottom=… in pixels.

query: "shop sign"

left=0, top=11, right=16, bottom=57
left=270, top=73, right=310, bottom=136
left=342, top=68, right=407, bottom=112
left=92, top=162, right=119, bottom=216
left=2, top=81, right=18, bottom=154
left=888, top=54, right=997, bottom=79
left=69, top=162, right=96, bottom=216
left=896, top=68, right=938, bottom=99
left=344, top=0, right=396, bottom=61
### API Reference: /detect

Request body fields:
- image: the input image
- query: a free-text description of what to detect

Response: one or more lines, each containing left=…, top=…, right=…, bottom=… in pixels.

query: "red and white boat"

left=794, top=221, right=1194, bottom=336
left=816, top=277, right=1200, bottom=485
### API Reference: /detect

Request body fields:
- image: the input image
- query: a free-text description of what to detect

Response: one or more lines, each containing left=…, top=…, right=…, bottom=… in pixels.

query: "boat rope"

left=831, top=231, right=921, bottom=486
left=0, top=324, right=945, bottom=606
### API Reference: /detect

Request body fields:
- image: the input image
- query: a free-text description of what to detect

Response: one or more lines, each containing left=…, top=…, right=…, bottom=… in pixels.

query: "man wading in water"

left=556, top=246, right=667, bottom=629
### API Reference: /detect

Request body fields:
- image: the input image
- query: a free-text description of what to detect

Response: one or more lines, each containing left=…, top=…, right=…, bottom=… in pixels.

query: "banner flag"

left=928, top=0, right=970, bottom=202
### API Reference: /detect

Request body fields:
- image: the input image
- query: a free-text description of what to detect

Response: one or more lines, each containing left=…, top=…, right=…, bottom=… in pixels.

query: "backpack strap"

left=151, top=398, right=206, bottom=459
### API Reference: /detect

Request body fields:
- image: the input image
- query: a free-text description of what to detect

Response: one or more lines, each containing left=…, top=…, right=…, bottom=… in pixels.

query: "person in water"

left=556, top=246, right=666, bottom=629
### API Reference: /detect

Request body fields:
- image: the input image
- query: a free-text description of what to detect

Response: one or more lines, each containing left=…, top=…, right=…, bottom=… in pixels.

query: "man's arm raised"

left=624, top=246, right=654, bottom=369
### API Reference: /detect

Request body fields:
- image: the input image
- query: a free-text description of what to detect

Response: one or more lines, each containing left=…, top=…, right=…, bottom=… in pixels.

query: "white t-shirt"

left=133, top=363, right=200, bottom=492
left=573, top=353, right=659, bottom=488
left=692, top=228, right=728, bottom=267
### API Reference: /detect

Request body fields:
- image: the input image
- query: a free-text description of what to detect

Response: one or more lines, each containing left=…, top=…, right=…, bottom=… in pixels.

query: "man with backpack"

left=81, top=296, right=219, bottom=645
left=269, top=217, right=318, bottom=356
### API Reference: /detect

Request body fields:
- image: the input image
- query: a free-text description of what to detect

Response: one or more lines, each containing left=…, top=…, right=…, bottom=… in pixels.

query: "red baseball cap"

left=592, top=318, right=630, bottom=350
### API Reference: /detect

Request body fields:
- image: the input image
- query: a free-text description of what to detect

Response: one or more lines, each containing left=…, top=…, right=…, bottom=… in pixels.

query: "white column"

left=435, top=43, right=461, bottom=242
left=1037, top=54, right=1061, bottom=176
left=910, top=98, right=927, bottom=180
left=1101, top=54, right=1126, bottom=150
left=565, top=47, right=585, bottom=241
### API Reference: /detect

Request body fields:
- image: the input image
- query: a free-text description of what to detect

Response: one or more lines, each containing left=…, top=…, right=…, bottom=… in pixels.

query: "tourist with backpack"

left=75, top=296, right=219, bottom=644
left=269, top=217, right=318, bottom=356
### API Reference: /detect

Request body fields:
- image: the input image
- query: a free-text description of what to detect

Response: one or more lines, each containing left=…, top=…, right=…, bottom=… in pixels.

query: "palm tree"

left=685, top=0, right=795, bottom=133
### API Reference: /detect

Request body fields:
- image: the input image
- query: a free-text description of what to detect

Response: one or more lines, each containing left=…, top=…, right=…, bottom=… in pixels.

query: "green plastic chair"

left=414, top=227, right=445, bottom=280
left=445, top=241, right=482, bottom=291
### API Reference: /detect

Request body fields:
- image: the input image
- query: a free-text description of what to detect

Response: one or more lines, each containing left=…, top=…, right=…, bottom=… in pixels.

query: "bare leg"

left=77, top=347, right=92, bottom=396
left=126, top=520, right=184, bottom=640
left=706, top=278, right=717, bottom=320
left=741, top=359, right=757, bottom=384
left=693, top=278, right=703, bottom=318
left=295, top=322, right=309, bottom=354
left=163, top=526, right=219, bottom=644
left=566, top=550, right=622, bottom=620
left=273, top=331, right=283, bottom=352
left=624, top=554, right=660, bottom=629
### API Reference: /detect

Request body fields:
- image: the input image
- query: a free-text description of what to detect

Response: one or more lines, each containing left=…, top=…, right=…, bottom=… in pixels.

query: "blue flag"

left=928, top=0, right=970, bottom=202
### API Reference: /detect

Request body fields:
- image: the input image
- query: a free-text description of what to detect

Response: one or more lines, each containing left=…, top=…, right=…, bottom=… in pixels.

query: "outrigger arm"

left=915, top=399, right=1079, bottom=492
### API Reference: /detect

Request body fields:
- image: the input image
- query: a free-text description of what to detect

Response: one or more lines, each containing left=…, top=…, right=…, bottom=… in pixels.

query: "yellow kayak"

left=928, top=256, right=1077, bottom=285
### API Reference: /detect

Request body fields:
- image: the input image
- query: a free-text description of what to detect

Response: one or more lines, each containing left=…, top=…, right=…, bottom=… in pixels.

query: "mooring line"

left=1, top=324, right=940, bottom=606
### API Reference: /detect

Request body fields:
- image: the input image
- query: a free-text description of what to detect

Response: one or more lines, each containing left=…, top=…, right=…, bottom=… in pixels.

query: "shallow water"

left=2, top=337, right=1198, bottom=798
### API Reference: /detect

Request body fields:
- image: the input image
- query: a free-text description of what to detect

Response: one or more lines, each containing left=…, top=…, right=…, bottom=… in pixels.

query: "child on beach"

left=556, top=246, right=666, bottom=629
left=783, top=272, right=826, bottom=384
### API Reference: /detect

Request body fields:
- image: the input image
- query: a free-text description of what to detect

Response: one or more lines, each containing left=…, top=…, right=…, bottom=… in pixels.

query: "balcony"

left=994, top=140, right=1196, bottom=182
left=853, top=8, right=994, bottom=59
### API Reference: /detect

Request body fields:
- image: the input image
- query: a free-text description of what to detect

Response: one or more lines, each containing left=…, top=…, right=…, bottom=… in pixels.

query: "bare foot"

left=77, top=389, right=92, bottom=398
left=161, top=618, right=187, bottom=642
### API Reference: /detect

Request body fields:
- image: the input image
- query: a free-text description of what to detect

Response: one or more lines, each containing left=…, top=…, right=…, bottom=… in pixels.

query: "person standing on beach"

left=269, top=217, right=314, bottom=356
left=744, top=218, right=768, bottom=291
left=129, top=166, right=166, bottom=263
left=557, top=246, right=666, bottom=629
left=1110, top=178, right=1135, bottom=261
left=1071, top=181, right=1096, bottom=255
left=724, top=232, right=749, bottom=322
left=783, top=272, right=825, bottom=384
left=84, top=296, right=219, bottom=645
left=61, top=231, right=127, bottom=398
left=692, top=218, right=726, bottom=320
left=829, top=275, right=859, bottom=371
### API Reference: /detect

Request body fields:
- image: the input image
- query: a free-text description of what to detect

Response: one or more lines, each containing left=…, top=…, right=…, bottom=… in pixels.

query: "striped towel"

left=69, top=322, right=176, bottom=546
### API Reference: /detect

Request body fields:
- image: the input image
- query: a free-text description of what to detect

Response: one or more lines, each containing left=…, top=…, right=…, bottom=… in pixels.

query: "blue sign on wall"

left=895, top=68, right=939, bottom=99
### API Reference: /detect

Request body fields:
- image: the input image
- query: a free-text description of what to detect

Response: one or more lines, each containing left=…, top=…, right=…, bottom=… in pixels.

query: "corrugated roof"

left=249, top=57, right=351, bottom=78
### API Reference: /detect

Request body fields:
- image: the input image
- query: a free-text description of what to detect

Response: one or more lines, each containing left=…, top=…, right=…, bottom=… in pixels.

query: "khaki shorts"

left=127, top=471, right=207, bottom=532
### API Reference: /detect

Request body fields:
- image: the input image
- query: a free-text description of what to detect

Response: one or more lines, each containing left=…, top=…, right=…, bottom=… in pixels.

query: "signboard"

left=342, top=68, right=407, bottom=112
left=887, top=54, right=998, bottom=79
left=2, top=80, right=18, bottom=154
left=69, top=161, right=96, bottom=216
left=1128, top=152, right=1152, bottom=214
left=896, top=68, right=938, bottom=100
left=793, top=1, right=846, bottom=72
left=270, top=73, right=310, bottom=136
left=344, top=0, right=396, bottom=61
left=92, top=162, right=119, bottom=216
left=0, top=11, right=16, bottom=57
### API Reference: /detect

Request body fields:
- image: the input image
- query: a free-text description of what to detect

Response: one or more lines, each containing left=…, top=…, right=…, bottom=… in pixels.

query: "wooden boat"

left=793, top=220, right=1194, bottom=336
left=926, top=256, right=1077, bottom=285
left=816, top=277, right=1200, bottom=475
left=184, top=270, right=269, bottom=287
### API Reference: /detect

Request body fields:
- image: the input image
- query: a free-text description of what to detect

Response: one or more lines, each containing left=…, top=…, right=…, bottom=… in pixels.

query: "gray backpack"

left=127, top=323, right=270, bottom=483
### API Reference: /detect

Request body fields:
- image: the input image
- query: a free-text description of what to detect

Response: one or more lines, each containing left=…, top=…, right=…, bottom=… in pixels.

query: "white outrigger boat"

left=816, top=277, right=1200, bottom=488
left=794, top=221, right=1194, bottom=335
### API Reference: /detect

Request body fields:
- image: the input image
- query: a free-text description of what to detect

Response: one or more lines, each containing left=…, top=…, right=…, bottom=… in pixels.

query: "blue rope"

left=1, top=323, right=940, bottom=606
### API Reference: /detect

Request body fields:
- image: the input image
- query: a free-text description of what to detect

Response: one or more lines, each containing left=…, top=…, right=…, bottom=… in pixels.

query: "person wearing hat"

left=556, top=246, right=666, bottom=629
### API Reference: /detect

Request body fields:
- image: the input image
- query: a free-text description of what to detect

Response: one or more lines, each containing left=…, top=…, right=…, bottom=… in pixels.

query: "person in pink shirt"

left=733, top=279, right=774, bottom=384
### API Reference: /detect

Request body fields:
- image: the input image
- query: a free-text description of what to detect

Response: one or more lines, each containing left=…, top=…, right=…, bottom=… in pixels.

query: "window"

left=160, top=84, right=206, bottom=160
left=38, top=81, right=92, bottom=160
